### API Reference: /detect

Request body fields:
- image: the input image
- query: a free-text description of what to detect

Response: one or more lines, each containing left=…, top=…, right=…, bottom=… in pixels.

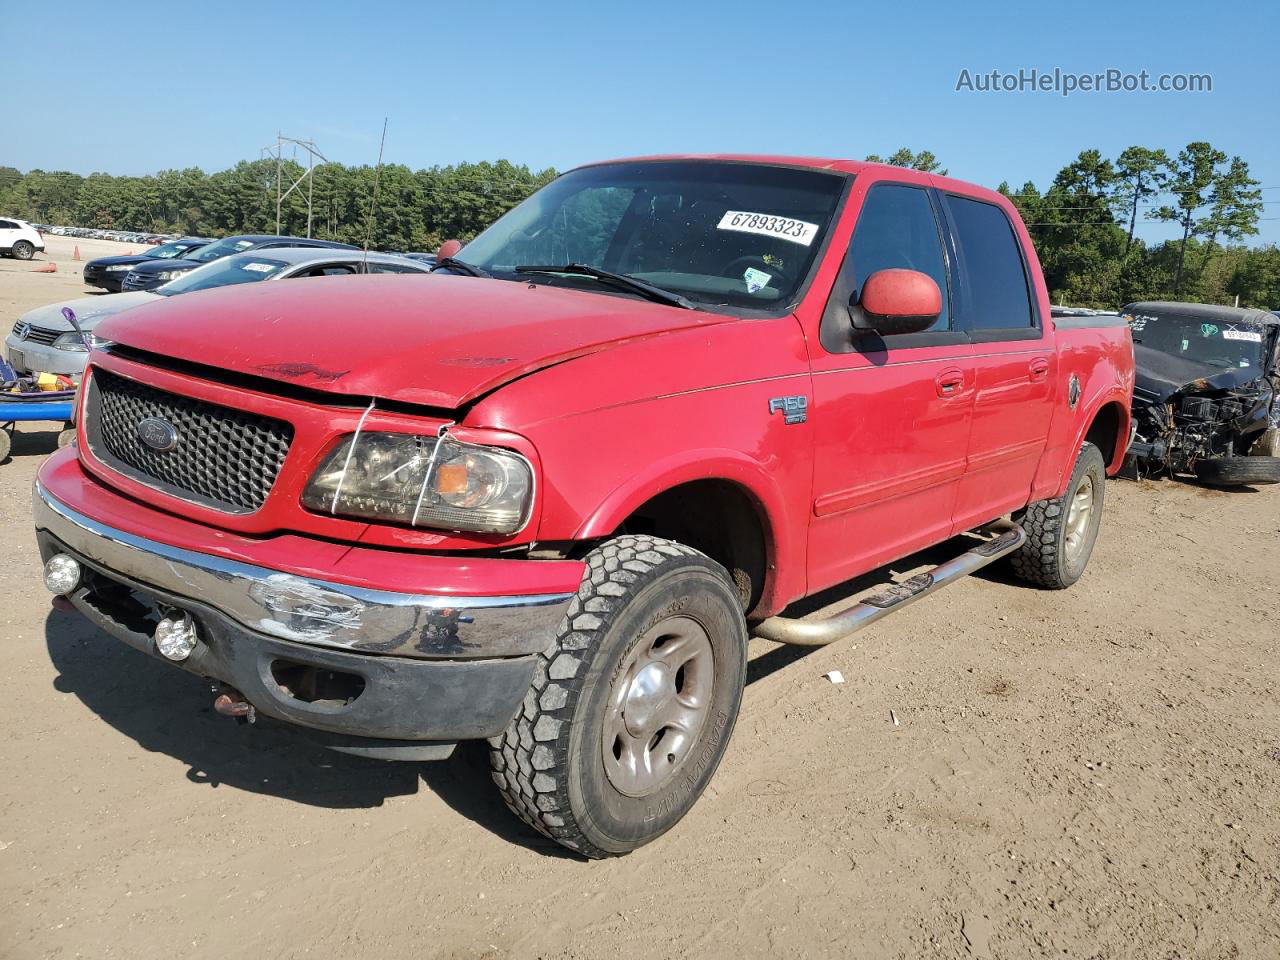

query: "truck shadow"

left=44, top=608, right=581, bottom=856
left=45, top=608, right=421, bottom=809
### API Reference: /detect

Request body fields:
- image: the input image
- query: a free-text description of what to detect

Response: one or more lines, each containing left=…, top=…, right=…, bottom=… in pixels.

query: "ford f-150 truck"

left=33, top=156, right=1135, bottom=858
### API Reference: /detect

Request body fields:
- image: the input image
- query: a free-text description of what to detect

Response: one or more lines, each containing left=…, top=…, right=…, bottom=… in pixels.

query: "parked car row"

left=38, top=225, right=177, bottom=244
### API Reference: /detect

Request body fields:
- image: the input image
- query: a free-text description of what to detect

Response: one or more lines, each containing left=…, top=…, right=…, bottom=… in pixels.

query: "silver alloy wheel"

left=602, top=615, right=715, bottom=797
left=1063, top=473, right=1095, bottom=564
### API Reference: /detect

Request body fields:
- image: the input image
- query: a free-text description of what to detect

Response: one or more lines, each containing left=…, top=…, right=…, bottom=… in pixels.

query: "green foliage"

left=2, top=143, right=1275, bottom=309
left=0, top=158, right=556, bottom=252
left=864, top=148, right=948, bottom=175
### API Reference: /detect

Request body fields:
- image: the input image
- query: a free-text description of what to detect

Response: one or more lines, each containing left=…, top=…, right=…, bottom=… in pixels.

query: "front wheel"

left=489, top=535, right=747, bottom=858
left=1010, top=442, right=1107, bottom=589
left=1194, top=455, right=1280, bottom=487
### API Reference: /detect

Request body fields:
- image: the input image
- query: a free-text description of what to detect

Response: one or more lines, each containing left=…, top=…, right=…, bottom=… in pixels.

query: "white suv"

left=0, top=218, right=45, bottom=260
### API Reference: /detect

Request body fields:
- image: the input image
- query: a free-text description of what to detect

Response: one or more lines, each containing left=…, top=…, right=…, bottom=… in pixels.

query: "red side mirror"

left=437, top=239, right=463, bottom=260
left=860, top=269, right=942, bottom=330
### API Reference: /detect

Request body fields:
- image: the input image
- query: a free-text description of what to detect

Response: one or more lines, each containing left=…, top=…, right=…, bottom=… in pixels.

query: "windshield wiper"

left=514, top=263, right=695, bottom=310
left=432, top=256, right=492, bottom=279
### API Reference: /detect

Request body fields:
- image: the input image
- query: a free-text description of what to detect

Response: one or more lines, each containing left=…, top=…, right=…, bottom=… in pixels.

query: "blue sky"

left=7, top=0, right=1279, bottom=243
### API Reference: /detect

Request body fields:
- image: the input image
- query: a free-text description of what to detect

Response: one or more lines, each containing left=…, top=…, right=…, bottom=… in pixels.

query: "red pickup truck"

left=34, top=156, right=1134, bottom=858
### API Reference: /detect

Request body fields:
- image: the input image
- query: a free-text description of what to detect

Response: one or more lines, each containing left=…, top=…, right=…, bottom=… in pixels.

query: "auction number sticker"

left=1222, top=329, right=1263, bottom=342
left=242, top=262, right=276, bottom=273
left=717, top=211, right=819, bottom=246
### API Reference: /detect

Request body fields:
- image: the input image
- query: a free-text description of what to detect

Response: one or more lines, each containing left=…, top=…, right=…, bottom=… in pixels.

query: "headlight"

left=301, top=431, right=533, bottom=535
left=53, top=331, right=110, bottom=352
left=106, top=263, right=134, bottom=272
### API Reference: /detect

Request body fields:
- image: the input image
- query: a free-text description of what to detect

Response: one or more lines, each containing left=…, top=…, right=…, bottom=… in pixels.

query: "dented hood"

left=1133, top=344, right=1266, bottom=402
left=96, top=273, right=733, bottom=408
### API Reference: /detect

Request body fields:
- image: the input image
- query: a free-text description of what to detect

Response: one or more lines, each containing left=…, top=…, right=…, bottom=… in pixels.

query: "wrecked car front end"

left=1125, top=302, right=1280, bottom=486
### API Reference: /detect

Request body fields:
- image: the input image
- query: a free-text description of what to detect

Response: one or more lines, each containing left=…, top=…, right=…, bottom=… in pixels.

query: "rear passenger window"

left=847, top=185, right=950, bottom=332
left=945, top=196, right=1034, bottom=331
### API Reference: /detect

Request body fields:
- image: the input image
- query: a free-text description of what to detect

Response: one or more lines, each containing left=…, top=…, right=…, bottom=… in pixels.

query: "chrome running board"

left=751, top=520, right=1026, bottom=647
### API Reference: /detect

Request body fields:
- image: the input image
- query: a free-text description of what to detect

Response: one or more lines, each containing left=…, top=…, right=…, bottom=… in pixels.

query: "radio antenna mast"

left=362, top=118, right=389, bottom=270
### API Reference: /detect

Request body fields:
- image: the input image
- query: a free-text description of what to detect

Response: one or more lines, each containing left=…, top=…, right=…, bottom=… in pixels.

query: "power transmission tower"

left=260, top=133, right=327, bottom=237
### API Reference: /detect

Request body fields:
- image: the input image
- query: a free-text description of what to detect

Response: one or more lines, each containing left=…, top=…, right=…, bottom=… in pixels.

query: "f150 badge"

left=769, top=395, right=808, bottom=425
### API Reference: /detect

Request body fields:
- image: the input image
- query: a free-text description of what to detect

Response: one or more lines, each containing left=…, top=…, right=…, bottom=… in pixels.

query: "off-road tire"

left=11, top=241, right=34, bottom=261
left=56, top=426, right=77, bottom=448
left=0, top=427, right=11, bottom=464
left=1010, top=442, right=1106, bottom=589
left=489, top=535, right=748, bottom=858
left=1194, top=455, right=1280, bottom=487
left=1251, top=427, right=1280, bottom=459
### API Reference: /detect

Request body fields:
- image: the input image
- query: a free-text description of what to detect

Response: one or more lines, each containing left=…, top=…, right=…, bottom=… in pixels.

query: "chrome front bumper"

left=33, top=481, right=574, bottom=660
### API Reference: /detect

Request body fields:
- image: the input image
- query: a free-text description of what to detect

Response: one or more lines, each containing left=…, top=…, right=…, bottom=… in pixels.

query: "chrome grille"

left=85, top=367, right=294, bottom=513
left=11, top=321, right=60, bottom=346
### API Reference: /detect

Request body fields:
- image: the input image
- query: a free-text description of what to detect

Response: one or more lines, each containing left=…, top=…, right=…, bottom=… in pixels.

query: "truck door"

left=940, top=193, right=1056, bottom=530
left=806, top=182, right=975, bottom=593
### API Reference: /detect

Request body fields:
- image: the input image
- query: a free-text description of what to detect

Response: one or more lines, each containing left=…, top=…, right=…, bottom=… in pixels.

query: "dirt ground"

left=2, top=238, right=1279, bottom=959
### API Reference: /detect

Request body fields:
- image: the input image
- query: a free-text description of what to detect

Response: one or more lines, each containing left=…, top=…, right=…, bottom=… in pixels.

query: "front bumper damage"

left=34, top=478, right=577, bottom=758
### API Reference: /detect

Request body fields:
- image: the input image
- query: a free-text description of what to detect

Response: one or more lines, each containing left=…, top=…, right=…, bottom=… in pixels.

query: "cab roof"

left=580, top=153, right=1011, bottom=206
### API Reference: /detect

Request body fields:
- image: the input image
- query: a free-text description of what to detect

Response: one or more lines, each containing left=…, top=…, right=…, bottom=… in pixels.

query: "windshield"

left=188, top=237, right=259, bottom=263
left=1129, top=310, right=1271, bottom=370
left=459, top=161, right=847, bottom=311
left=147, top=240, right=201, bottom=259
left=156, top=256, right=287, bottom=295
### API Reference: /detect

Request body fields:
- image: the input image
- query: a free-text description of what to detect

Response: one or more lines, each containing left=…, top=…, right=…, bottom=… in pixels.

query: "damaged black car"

left=1125, top=301, right=1280, bottom=486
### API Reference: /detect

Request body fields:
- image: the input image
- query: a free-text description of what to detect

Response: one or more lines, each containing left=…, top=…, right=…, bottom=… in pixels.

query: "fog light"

left=43, top=554, right=81, bottom=595
left=155, top=614, right=198, bottom=661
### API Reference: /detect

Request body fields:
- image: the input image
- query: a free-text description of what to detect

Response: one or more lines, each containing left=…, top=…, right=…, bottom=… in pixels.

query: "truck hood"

left=1133, top=344, right=1266, bottom=402
left=21, top=291, right=162, bottom=331
left=96, top=273, right=736, bottom=409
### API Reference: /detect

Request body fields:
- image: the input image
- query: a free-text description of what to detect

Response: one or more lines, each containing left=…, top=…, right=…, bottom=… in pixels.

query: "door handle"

left=935, top=368, right=965, bottom=398
left=1029, top=358, right=1050, bottom=381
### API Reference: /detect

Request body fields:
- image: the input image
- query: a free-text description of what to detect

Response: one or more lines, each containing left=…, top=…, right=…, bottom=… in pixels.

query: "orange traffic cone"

left=34, top=262, right=57, bottom=273
left=73, top=246, right=80, bottom=261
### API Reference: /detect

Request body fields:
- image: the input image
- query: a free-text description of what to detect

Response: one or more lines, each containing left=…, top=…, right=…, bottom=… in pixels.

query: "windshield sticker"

left=242, top=262, right=275, bottom=273
left=234, top=240, right=255, bottom=250
left=1201, top=323, right=1219, bottom=337
left=743, top=267, right=772, bottom=294
left=717, top=211, right=819, bottom=246
left=1223, top=329, right=1263, bottom=342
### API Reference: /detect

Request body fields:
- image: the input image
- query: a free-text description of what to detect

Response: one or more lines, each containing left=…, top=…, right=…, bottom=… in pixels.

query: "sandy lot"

left=0, top=235, right=145, bottom=324
left=1, top=240, right=1278, bottom=959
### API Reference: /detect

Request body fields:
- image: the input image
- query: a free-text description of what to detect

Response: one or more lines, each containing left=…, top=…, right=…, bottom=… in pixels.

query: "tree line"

left=0, top=159, right=557, bottom=254
left=2, top=143, right=1276, bottom=308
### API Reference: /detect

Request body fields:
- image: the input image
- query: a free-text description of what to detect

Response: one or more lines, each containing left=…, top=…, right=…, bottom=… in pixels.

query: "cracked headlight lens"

left=301, top=432, right=533, bottom=534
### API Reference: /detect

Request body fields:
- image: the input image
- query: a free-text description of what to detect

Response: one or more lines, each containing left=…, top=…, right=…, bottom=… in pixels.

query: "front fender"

left=573, top=448, right=798, bottom=610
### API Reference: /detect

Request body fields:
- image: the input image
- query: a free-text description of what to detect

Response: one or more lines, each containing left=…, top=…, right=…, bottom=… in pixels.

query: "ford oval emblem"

left=137, top=417, right=179, bottom=452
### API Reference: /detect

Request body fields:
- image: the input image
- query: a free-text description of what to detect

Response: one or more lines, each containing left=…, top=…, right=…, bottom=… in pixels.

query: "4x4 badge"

left=768, top=395, right=808, bottom=425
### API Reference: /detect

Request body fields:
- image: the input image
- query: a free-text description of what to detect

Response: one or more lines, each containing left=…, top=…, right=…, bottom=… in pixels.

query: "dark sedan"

left=121, top=234, right=358, bottom=291
left=82, top=237, right=214, bottom=292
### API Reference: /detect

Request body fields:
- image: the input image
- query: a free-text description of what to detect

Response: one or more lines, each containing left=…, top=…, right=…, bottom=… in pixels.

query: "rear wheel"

left=1194, top=456, right=1280, bottom=487
left=1010, top=442, right=1106, bottom=589
left=11, top=241, right=34, bottom=260
left=0, top=425, right=11, bottom=463
left=489, top=535, right=747, bottom=858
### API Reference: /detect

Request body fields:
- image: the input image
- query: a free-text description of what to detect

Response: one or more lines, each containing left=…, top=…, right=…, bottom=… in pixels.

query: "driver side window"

left=845, top=184, right=951, bottom=333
